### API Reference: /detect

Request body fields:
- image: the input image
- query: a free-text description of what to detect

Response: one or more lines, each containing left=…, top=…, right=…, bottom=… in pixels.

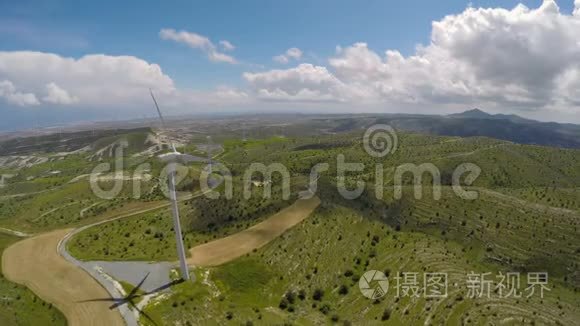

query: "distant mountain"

left=448, top=109, right=535, bottom=124
left=448, top=108, right=493, bottom=119
left=326, top=109, right=580, bottom=149
left=387, top=110, right=580, bottom=149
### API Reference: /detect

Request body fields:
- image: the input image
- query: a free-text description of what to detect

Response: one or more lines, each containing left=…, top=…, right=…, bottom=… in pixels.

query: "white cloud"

left=286, top=48, right=302, bottom=60
left=219, top=40, right=235, bottom=51
left=0, top=80, right=39, bottom=106
left=3, top=1, right=580, bottom=123
left=0, top=51, right=249, bottom=113
left=273, top=55, right=289, bottom=64
left=244, top=64, right=346, bottom=101
left=43, top=82, right=78, bottom=105
left=0, top=51, right=174, bottom=108
left=247, top=1, right=580, bottom=116
left=159, top=29, right=237, bottom=64
left=273, top=47, right=303, bottom=64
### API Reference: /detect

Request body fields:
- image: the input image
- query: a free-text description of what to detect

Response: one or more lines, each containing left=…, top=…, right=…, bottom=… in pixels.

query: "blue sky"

left=2, top=0, right=569, bottom=89
left=1, top=0, right=580, bottom=130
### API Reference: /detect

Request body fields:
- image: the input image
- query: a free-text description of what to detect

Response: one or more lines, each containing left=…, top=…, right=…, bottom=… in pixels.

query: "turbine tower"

left=150, top=89, right=195, bottom=281
left=206, top=136, right=213, bottom=175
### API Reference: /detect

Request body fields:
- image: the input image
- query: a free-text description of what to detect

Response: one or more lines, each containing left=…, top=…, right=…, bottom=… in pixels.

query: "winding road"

left=1, top=189, right=321, bottom=326
left=2, top=193, right=188, bottom=326
left=2, top=229, right=125, bottom=326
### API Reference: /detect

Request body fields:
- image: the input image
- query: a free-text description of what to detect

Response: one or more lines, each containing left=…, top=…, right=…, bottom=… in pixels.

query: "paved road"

left=2, top=189, right=206, bottom=326
left=2, top=229, right=126, bottom=326
left=3, top=175, right=319, bottom=326
left=55, top=190, right=209, bottom=326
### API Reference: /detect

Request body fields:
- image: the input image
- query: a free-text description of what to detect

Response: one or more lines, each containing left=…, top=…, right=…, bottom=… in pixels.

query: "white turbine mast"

left=149, top=89, right=195, bottom=281
left=206, top=135, right=212, bottom=175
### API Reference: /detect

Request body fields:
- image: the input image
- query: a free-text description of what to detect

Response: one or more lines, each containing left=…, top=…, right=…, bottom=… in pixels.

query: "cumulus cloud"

left=0, top=51, right=250, bottom=112
left=244, top=64, right=346, bottom=101
left=159, top=29, right=237, bottom=64
left=0, top=51, right=175, bottom=108
left=3, top=1, right=580, bottom=122
left=43, top=82, right=78, bottom=105
left=0, top=80, right=39, bottom=106
left=219, top=40, right=235, bottom=51
left=247, top=1, right=580, bottom=116
left=273, top=47, right=303, bottom=64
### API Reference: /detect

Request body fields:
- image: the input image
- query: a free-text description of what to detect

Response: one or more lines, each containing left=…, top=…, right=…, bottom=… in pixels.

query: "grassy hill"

left=141, top=188, right=579, bottom=325
left=59, top=129, right=580, bottom=325
left=2, top=122, right=580, bottom=325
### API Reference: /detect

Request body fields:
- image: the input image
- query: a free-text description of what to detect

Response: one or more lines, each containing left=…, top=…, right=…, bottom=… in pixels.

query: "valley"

left=0, top=113, right=579, bottom=325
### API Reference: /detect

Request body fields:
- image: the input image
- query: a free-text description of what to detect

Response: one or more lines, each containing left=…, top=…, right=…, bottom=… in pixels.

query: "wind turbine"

left=150, top=89, right=197, bottom=281
left=206, top=136, right=213, bottom=175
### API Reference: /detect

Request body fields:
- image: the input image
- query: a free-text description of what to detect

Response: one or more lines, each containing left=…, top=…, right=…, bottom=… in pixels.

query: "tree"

left=319, top=303, right=331, bottom=315
left=285, top=290, right=296, bottom=304
left=313, top=288, right=324, bottom=301
left=279, top=298, right=289, bottom=310
left=381, top=308, right=391, bottom=321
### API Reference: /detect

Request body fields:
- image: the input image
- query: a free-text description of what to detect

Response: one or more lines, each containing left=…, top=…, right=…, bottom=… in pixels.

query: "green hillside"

left=58, top=129, right=580, bottom=325
left=2, top=124, right=579, bottom=325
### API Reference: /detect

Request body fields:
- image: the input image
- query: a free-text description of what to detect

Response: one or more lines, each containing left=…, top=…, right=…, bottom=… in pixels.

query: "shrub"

left=279, top=298, right=289, bottom=310
left=319, top=303, right=331, bottom=315
left=285, top=290, right=296, bottom=304
left=313, top=288, right=324, bottom=301
left=298, top=289, right=306, bottom=300
left=381, top=308, right=391, bottom=321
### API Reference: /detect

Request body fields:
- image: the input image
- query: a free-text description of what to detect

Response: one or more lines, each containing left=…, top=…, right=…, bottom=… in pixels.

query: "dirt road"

left=2, top=229, right=125, bottom=326
left=188, top=196, right=321, bottom=266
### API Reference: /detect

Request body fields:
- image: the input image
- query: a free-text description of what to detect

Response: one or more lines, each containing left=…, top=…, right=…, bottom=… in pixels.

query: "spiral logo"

left=363, top=124, right=398, bottom=158
left=359, top=270, right=389, bottom=299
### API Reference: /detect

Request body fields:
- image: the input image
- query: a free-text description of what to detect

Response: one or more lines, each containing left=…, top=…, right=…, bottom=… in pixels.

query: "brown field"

left=2, top=229, right=124, bottom=326
left=188, top=196, right=321, bottom=267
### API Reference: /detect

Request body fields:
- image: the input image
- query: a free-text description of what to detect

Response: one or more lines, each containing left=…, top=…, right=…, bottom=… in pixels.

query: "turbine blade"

left=144, top=279, right=184, bottom=295
left=149, top=89, right=177, bottom=153
left=129, top=272, right=150, bottom=298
